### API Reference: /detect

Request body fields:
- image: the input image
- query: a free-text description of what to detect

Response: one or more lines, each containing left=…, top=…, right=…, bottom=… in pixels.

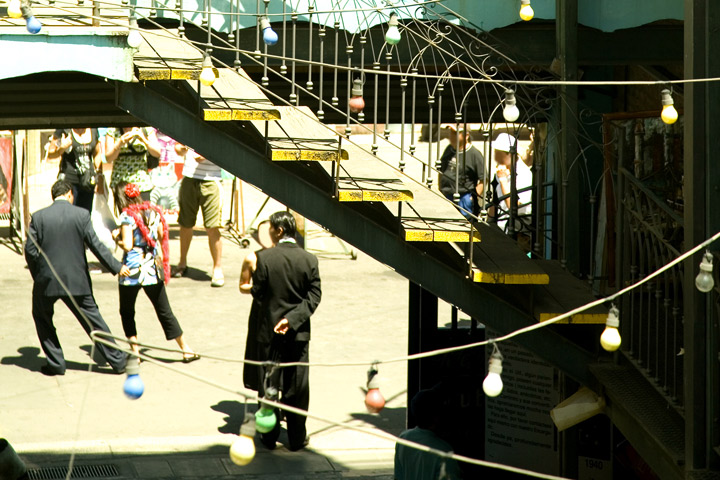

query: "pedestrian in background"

left=50, top=128, right=103, bottom=211
left=173, top=143, right=225, bottom=287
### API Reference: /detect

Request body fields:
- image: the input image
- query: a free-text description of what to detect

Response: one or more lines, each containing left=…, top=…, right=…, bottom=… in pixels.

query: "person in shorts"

left=173, top=143, right=225, bottom=287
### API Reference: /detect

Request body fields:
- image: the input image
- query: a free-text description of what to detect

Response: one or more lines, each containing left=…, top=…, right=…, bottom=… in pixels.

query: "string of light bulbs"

left=89, top=225, right=720, bottom=402
left=88, top=332, right=571, bottom=480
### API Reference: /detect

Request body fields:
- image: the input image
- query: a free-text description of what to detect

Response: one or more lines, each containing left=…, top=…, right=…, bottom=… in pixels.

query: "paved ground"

left=0, top=151, right=413, bottom=478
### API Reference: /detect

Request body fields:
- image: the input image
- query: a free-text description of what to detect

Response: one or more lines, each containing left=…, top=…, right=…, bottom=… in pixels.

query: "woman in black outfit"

left=50, top=128, right=103, bottom=211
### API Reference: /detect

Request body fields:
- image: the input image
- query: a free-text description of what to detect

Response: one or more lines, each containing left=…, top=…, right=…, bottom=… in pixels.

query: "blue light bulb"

left=123, top=359, right=144, bottom=399
left=26, top=16, right=42, bottom=34
left=260, top=17, right=278, bottom=46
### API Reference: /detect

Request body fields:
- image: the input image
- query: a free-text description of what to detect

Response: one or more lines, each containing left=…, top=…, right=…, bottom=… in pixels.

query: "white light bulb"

left=600, top=306, right=621, bottom=352
left=7, top=0, right=22, bottom=18
left=660, top=89, right=678, bottom=125
left=483, top=355, right=503, bottom=397
left=385, top=13, right=401, bottom=45
left=503, top=104, right=520, bottom=122
left=519, top=0, right=534, bottom=21
left=127, top=19, right=142, bottom=48
left=696, top=252, right=715, bottom=293
left=502, top=89, right=520, bottom=122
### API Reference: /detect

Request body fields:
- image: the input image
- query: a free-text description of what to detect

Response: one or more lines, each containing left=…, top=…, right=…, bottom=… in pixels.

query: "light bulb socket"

left=661, top=89, right=674, bottom=106
left=126, top=357, right=140, bottom=376
left=20, top=2, right=32, bottom=19
left=202, top=53, right=213, bottom=69
left=488, top=355, right=503, bottom=375
left=504, top=89, right=517, bottom=107
left=606, top=306, right=620, bottom=328
left=260, top=17, right=271, bottom=30
left=388, top=12, right=399, bottom=28
left=521, top=0, right=531, bottom=6
left=351, top=78, right=363, bottom=97
left=700, top=251, right=714, bottom=271
left=366, top=366, right=381, bottom=389
left=239, top=415, right=256, bottom=437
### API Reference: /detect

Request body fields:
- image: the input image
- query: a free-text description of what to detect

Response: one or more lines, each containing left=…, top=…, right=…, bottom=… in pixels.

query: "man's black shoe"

left=40, top=365, right=65, bottom=376
left=287, top=436, right=309, bottom=452
left=259, top=434, right=277, bottom=450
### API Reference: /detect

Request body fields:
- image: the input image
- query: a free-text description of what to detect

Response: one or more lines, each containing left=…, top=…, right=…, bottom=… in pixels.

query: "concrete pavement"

left=0, top=155, right=410, bottom=478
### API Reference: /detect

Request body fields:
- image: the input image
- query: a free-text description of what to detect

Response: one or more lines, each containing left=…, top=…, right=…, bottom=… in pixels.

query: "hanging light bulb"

left=127, top=17, right=142, bottom=48
left=364, top=364, right=385, bottom=413
left=660, top=89, right=678, bottom=125
left=483, top=346, right=504, bottom=397
left=199, top=53, right=216, bottom=87
left=519, top=0, right=534, bottom=21
left=260, top=17, right=278, bottom=46
left=385, top=13, right=401, bottom=45
left=7, top=0, right=22, bottom=19
left=229, top=415, right=256, bottom=466
left=349, top=78, right=365, bottom=114
left=503, top=89, right=520, bottom=122
left=25, top=15, right=41, bottom=34
left=20, top=3, right=41, bottom=34
left=122, top=357, right=144, bottom=400
left=695, top=251, right=715, bottom=293
left=600, top=305, right=622, bottom=352
left=254, top=386, right=278, bottom=434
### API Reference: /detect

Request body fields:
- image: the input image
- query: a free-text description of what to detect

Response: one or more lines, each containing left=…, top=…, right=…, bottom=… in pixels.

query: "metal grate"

left=27, top=464, right=119, bottom=479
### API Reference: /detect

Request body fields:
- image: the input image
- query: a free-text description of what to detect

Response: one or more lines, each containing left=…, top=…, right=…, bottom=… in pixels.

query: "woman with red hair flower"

left=112, top=182, right=199, bottom=363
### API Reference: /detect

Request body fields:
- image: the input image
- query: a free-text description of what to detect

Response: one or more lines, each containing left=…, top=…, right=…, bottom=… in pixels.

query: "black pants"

left=257, top=339, right=310, bottom=450
left=119, top=283, right=183, bottom=340
left=32, top=289, right=127, bottom=373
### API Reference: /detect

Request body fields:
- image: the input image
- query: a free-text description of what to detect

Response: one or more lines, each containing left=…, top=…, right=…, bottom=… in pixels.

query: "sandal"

left=172, top=265, right=189, bottom=278
left=182, top=352, right=201, bottom=363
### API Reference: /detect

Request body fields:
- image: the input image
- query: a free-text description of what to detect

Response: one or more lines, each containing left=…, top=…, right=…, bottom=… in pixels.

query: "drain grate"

left=26, top=464, right=120, bottom=479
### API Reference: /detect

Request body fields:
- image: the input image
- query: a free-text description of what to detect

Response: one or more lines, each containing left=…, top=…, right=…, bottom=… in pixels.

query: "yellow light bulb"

left=660, top=89, right=678, bottom=125
left=229, top=435, right=255, bottom=466
left=519, top=1, right=534, bottom=21
left=7, top=0, right=22, bottom=19
left=600, top=306, right=621, bottom=352
left=661, top=105, right=678, bottom=125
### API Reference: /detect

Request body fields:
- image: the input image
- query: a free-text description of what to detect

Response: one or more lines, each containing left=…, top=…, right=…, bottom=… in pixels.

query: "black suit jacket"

left=24, top=199, right=122, bottom=297
left=251, top=242, right=321, bottom=343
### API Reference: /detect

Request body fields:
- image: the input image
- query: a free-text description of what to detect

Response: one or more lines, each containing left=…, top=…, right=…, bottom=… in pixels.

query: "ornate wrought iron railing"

left=613, top=117, right=684, bottom=411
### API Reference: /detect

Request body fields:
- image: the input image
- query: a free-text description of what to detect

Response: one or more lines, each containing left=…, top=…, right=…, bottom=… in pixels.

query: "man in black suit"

left=24, top=180, right=130, bottom=376
left=245, top=211, right=321, bottom=451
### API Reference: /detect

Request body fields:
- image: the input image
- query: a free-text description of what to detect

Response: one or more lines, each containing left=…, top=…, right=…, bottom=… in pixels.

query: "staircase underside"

left=0, top=65, right=687, bottom=480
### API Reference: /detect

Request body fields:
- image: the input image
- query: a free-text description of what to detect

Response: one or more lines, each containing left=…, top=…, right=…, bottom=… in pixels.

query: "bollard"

left=0, top=439, right=27, bottom=480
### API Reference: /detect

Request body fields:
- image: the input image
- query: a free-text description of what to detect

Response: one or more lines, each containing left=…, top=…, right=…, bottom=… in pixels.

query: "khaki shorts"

left=177, top=177, right=223, bottom=229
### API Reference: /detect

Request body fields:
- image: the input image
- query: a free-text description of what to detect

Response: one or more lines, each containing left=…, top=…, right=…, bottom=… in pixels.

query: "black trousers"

left=257, top=339, right=310, bottom=450
left=118, top=283, right=183, bottom=340
left=31, top=289, right=127, bottom=373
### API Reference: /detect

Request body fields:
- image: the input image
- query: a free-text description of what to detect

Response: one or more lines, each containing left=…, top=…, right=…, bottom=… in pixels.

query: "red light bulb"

left=364, top=366, right=385, bottom=413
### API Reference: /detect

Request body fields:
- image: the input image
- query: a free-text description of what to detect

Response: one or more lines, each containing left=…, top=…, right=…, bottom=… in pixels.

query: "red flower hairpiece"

left=124, top=183, right=140, bottom=198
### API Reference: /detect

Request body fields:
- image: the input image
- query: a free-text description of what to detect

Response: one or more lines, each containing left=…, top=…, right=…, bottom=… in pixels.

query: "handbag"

left=78, top=164, right=97, bottom=192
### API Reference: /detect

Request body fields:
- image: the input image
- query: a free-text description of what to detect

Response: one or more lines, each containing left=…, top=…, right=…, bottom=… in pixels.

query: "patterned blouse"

left=118, top=209, right=162, bottom=287
left=108, top=127, right=154, bottom=192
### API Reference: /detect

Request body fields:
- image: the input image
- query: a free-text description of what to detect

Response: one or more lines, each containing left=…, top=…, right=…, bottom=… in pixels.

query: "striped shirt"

left=182, top=150, right=223, bottom=181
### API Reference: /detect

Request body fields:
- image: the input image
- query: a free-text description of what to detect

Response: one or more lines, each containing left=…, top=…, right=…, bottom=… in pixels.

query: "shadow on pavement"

left=350, top=407, right=407, bottom=437
left=1, top=346, right=116, bottom=375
